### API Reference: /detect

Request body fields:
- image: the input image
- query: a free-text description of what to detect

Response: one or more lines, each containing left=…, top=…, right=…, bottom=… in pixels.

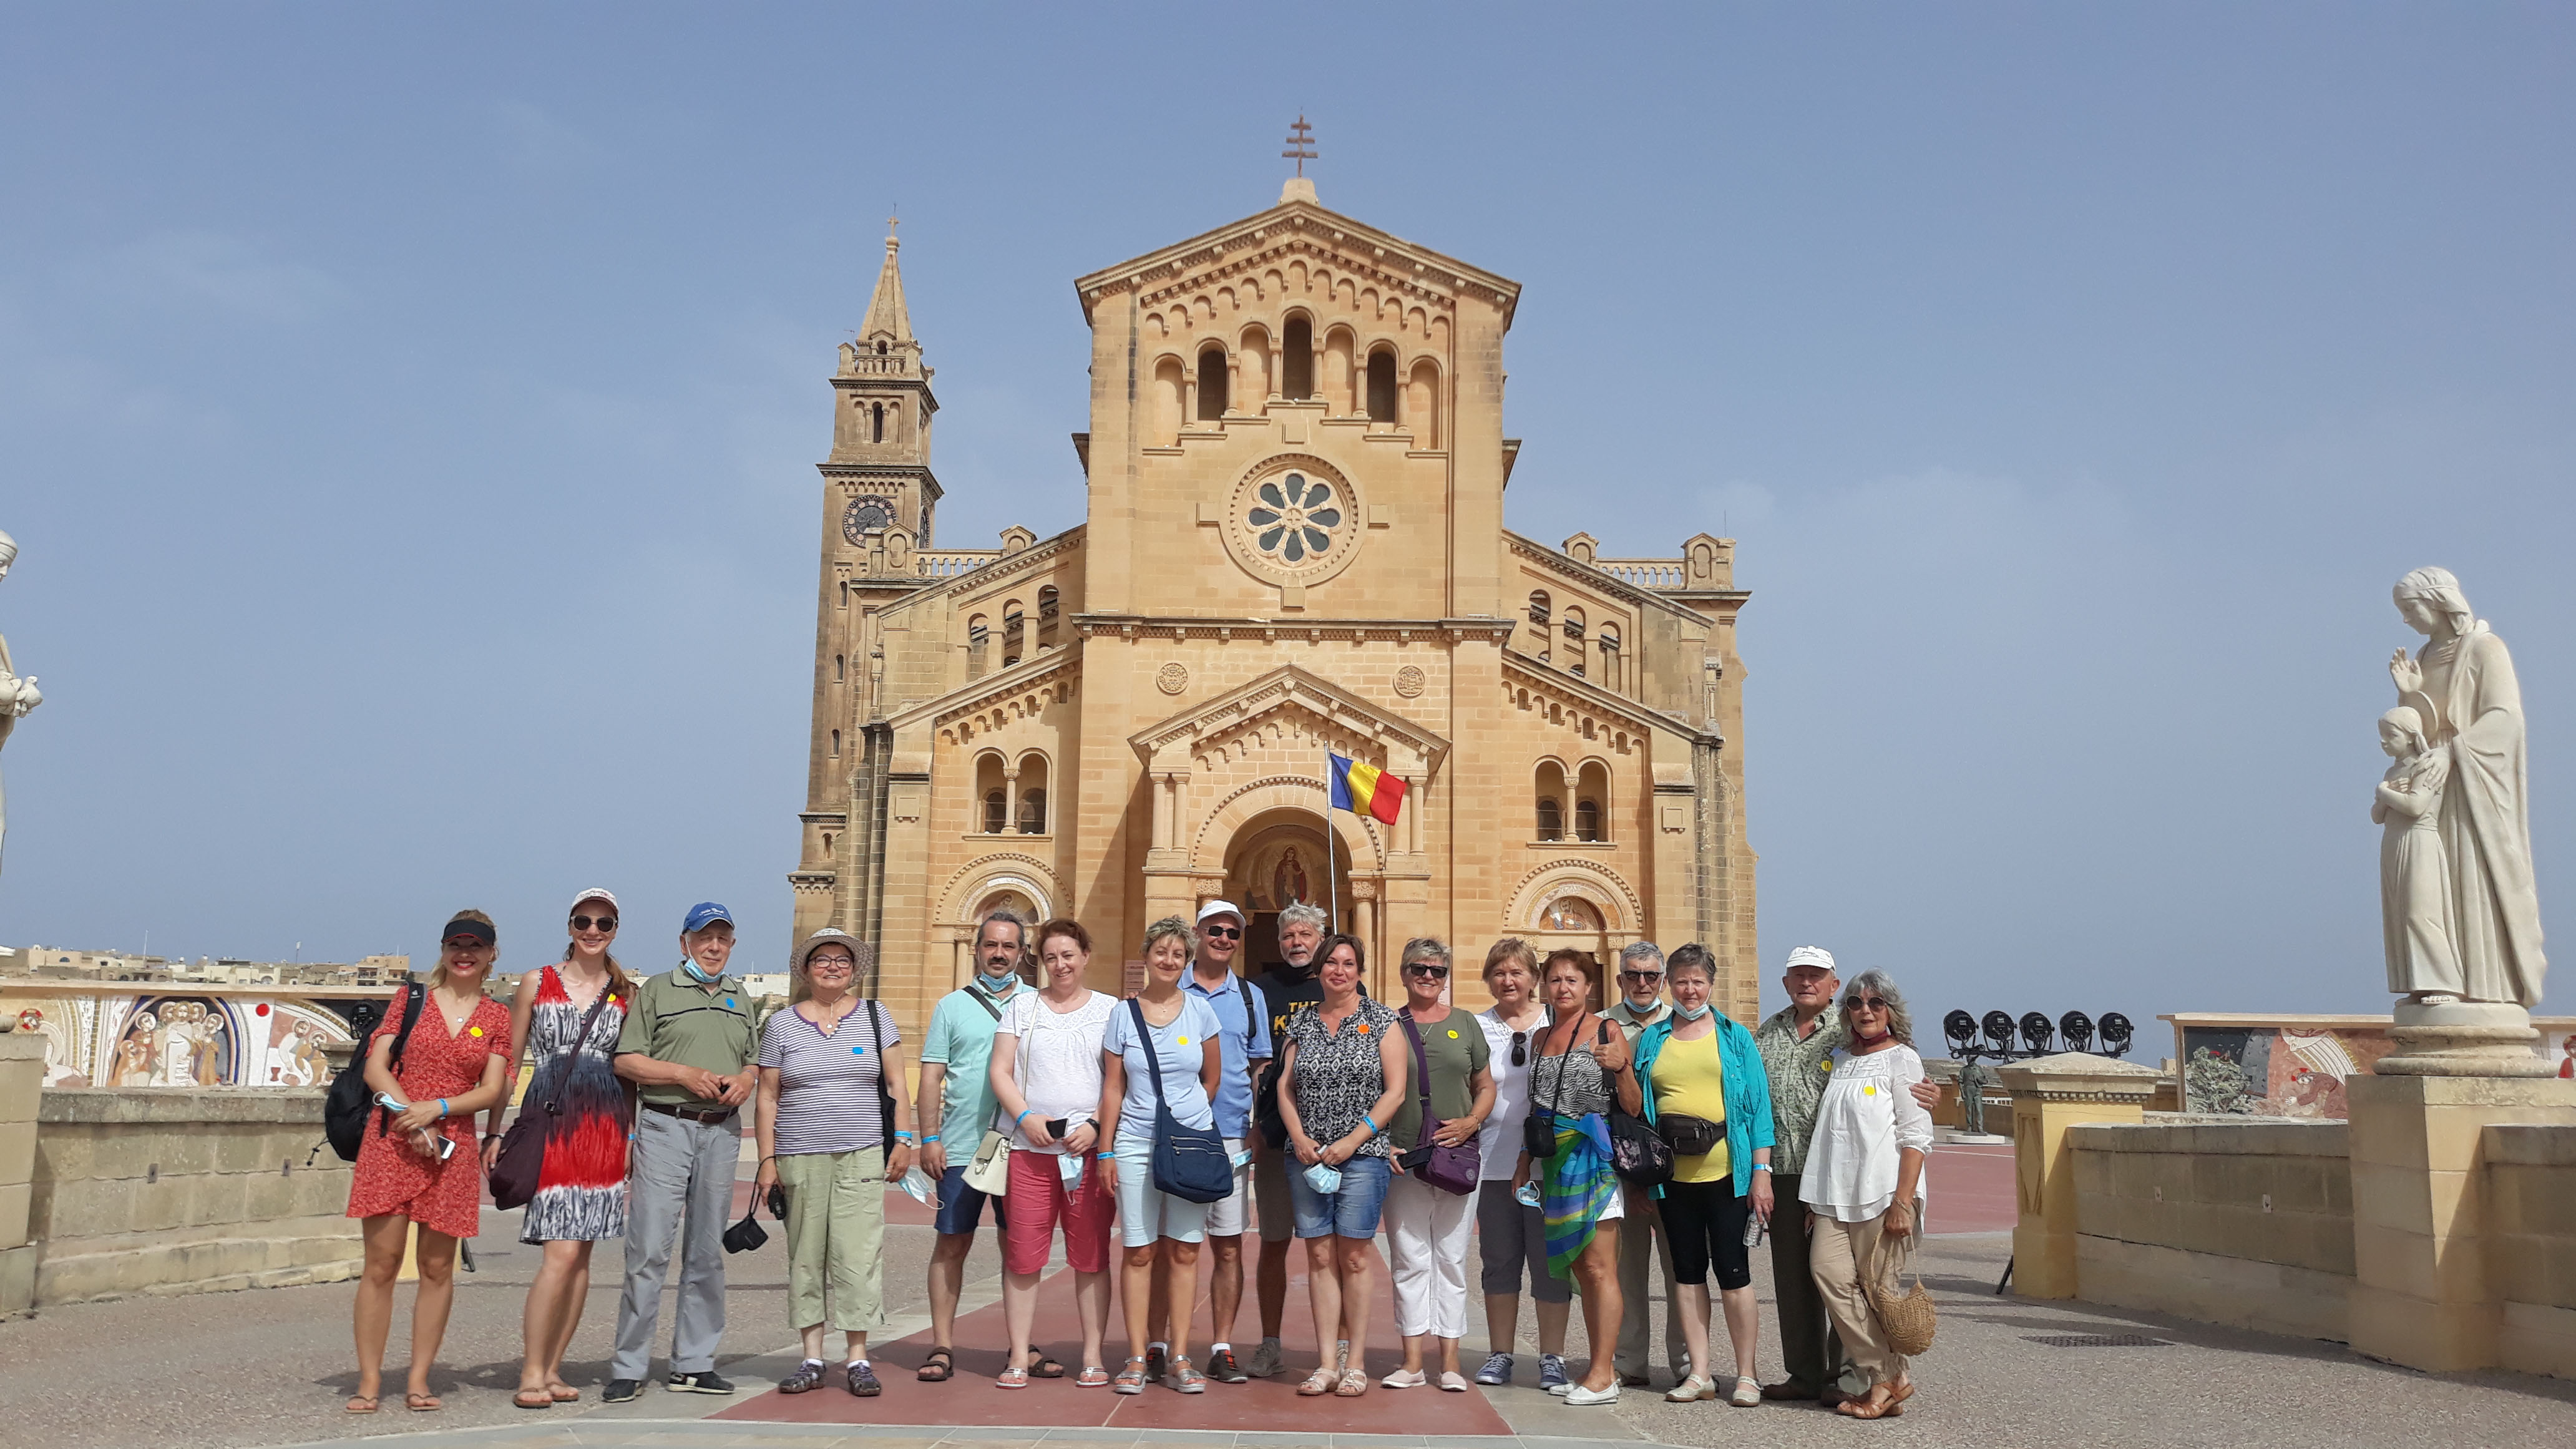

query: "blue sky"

left=4, top=5, right=2572, bottom=1033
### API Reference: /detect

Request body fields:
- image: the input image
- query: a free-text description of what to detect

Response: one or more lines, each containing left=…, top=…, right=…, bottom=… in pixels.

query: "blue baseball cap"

left=682, top=901, right=735, bottom=933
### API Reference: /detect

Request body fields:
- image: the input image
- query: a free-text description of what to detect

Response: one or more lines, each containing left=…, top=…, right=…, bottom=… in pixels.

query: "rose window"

left=1245, top=472, right=1345, bottom=565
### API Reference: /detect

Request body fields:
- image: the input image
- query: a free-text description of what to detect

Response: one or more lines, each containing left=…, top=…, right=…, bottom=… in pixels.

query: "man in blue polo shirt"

left=1140, top=899, right=1271, bottom=1385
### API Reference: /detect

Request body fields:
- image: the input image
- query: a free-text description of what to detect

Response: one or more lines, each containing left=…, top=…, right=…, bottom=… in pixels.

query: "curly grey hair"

left=1142, top=914, right=1198, bottom=960
left=1277, top=902, right=1328, bottom=939
left=1842, top=968, right=1915, bottom=1046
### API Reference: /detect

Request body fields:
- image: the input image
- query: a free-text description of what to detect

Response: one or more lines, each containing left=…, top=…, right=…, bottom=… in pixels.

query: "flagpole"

left=1325, top=750, right=1339, bottom=935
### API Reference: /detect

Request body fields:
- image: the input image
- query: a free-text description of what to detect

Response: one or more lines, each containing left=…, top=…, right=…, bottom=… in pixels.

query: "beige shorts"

left=1203, top=1138, right=1254, bottom=1237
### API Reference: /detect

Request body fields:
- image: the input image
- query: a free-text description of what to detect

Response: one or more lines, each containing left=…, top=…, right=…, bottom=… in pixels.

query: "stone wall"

left=27, top=1086, right=360, bottom=1306
left=2067, top=1118, right=2354, bottom=1342
left=2488, top=1123, right=2576, bottom=1378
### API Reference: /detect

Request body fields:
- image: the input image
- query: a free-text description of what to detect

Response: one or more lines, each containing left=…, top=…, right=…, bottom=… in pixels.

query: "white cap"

left=1783, top=945, right=1837, bottom=973
left=1196, top=899, right=1246, bottom=926
left=569, top=887, right=621, bottom=915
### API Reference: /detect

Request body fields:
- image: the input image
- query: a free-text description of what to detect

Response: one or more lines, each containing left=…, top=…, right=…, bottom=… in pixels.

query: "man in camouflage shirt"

left=1752, top=945, right=1936, bottom=1404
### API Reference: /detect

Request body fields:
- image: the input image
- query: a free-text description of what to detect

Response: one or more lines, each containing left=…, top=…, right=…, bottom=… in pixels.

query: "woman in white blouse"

left=1797, top=969, right=1930, bottom=1420
left=987, top=919, right=1118, bottom=1388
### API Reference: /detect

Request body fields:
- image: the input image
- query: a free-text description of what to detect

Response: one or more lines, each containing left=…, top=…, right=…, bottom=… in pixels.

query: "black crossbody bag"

left=1131, top=998, right=1234, bottom=1203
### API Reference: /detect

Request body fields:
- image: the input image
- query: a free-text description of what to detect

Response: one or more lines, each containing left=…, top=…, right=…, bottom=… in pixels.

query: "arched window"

left=1282, top=316, right=1314, bottom=399
left=1197, top=346, right=1229, bottom=419
left=967, top=614, right=990, bottom=677
left=830, top=729, right=841, bottom=758
left=1562, top=608, right=1588, bottom=677
left=1574, top=800, right=1601, bottom=841
left=1536, top=796, right=1563, bottom=841
left=1598, top=626, right=1621, bottom=691
left=875, top=339, right=887, bottom=355
left=975, top=753, right=1007, bottom=834
left=822, top=831, right=835, bottom=858
left=838, top=580, right=849, bottom=609
left=834, top=653, right=845, bottom=683
left=1017, top=753, right=1050, bottom=834
left=871, top=402, right=885, bottom=443
left=1002, top=602, right=1025, bottom=668
left=983, top=790, right=1008, bottom=834
left=1576, top=761, right=1611, bottom=842
left=1037, top=585, right=1060, bottom=649
left=1365, top=349, right=1398, bottom=422
left=1528, top=591, right=1551, bottom=625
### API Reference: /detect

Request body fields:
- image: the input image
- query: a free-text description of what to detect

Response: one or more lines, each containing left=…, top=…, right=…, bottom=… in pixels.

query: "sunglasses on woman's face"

left=1845, top=996, right=1888, bottom=1012
left=1202, top=925, right=1242, bottom=940
left=570, top=915, right=618, bottom=932
left=1405, top=964, right=1450, bottom=979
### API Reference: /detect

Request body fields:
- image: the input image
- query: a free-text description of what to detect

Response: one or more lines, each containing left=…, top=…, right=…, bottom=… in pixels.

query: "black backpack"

left=324, top=983, right=426, bottom=1162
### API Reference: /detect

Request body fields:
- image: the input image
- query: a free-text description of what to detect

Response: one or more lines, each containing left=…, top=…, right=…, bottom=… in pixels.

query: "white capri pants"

left=1383, top=1172, right=1476, bottom=1340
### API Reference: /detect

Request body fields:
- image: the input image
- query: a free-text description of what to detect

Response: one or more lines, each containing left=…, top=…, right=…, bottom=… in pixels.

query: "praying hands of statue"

left=2389, top=648, right=2425, bottom=699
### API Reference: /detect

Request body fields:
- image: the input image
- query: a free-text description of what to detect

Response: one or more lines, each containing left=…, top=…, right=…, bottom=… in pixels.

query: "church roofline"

left=1073, top=193, right=1521, bottom=326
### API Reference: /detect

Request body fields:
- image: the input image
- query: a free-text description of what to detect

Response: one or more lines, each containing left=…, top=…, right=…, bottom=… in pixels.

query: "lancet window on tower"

left=1198, top=345, right=1229, bottom=419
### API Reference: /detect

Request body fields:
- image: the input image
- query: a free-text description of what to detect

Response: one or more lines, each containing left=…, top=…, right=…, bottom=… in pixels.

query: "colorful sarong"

left=1541, top=1113, right=1618, bottom=1281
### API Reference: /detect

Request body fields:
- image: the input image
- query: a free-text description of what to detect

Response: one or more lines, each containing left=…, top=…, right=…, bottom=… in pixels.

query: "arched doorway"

left=1222, top=808, right=1352, bottom=973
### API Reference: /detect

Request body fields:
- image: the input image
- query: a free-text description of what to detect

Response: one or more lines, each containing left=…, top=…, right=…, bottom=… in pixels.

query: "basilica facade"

left=788, top=178, right=1755, bottom=1040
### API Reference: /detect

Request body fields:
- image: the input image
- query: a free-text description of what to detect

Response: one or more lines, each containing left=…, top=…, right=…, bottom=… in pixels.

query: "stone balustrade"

left=915, top=549, right=1002, bottom=579
left=1589, top=558, right=1686, bottom=589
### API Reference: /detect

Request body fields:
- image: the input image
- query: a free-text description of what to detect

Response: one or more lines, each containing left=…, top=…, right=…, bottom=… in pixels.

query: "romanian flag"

left=1329, top=753, right=1408, bottom=825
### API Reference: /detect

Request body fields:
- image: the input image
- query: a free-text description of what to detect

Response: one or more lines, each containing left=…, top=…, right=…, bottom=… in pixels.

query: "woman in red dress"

left=344, top=910, right=515, bottom=1414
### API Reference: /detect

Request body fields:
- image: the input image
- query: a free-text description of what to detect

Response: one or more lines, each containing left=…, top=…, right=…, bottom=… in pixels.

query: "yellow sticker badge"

left=1178, top=1036, right=1191, bottom=1046
left=1863, top=1084, right=1877, bottom=1096
left=1447, top=1029, right=1460, bottom=1039
left=469, top=1026, right=484, bottom=1038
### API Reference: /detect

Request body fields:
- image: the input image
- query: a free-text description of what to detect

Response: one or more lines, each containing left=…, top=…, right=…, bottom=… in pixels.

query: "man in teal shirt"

left=914, top=909, right=1030, bottom=1382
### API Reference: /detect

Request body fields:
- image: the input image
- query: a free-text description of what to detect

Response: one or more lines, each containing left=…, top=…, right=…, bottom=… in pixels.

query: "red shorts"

left=1003, top=1147, right=1112, bottom=1277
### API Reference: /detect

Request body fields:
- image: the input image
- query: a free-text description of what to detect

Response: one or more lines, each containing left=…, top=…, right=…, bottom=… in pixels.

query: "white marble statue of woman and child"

left=2374, top=566, right=2551, bottom=1075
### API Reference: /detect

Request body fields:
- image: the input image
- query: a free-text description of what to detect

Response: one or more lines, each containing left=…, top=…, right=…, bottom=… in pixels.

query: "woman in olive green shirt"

left=1380, top=938, right=1497, bottom=1390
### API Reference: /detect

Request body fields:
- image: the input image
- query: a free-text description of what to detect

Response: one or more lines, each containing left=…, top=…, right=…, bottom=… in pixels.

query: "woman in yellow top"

left=1628, top=944, right=1776, bottom=1407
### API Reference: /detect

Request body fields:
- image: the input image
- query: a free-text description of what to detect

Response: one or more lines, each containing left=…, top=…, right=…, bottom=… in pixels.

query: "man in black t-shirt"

left=1244, top=901, right=1327, bottom=1377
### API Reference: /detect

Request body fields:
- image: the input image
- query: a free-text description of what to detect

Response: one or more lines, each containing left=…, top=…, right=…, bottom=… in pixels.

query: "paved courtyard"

left=3, top=1145, right=2571, bottom=1448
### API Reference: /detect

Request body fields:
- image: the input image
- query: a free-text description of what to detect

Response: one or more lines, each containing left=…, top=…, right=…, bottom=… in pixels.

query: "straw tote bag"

left=1866, top=1221, right=1937, bottom=1356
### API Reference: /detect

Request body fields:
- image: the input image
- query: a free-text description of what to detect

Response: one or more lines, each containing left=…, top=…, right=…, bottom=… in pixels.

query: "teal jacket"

left=1632, top=1012, right=1777, bottom=1199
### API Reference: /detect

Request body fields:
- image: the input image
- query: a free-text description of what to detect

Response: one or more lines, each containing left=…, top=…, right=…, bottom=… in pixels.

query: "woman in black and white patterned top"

left=1276, top=934, right=1408, bottom=1398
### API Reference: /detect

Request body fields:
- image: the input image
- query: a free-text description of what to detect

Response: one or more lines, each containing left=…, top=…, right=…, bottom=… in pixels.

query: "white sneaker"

left=1563, top=1381, right=1622, bottom=1406
left=1380, top=1368, right=1427, bottom=1389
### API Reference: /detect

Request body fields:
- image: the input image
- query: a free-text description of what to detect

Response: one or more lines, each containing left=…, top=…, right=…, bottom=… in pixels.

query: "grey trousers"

left=1770, top=1173, right=1863, bottom=1395
left=1614, top=1183, right=1688, bottom=1379
left=610, top=1110, right=740, bottom=1380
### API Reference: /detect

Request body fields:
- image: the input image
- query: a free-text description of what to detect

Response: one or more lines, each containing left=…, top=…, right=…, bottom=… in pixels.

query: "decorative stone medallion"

left=1222, top=454, right=1364, bottom=589
left=1393, top=665, right=1426, bottom=698
left=1155, top=661, right=1189, bottom=695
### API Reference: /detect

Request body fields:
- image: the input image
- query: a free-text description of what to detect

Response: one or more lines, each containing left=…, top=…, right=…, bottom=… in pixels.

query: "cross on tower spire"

left=1282, top=114, right=1316, bottom=177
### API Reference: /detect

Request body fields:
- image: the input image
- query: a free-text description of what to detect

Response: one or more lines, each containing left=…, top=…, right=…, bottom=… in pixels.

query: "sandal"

left=1075, top=1365, right=1111, bottom=1387
left=547, top=1383, right=580, bottom=1403
left=1838, top=1385, right=1901, bottom=1420
left=1297, top=1367, right=1336, bottom=1397
left=919, top=1347, right=955, bottom=1382
left=1032, top=1352, right=1068, bottom=1379
left=405, top=1392, right=442, bottom=1413
left=1334, top=1367, right=1369, bottom=1398
left=343, top=1395, right=379, bottom=1415
left=512, top=1389, right=555, bottom=1410
left=1113, top=1356, right=1151, bottom=1395
left=1169, top=1357, right=1208, bottom=1393
left=997, top=1367, right=1030, bottom=1389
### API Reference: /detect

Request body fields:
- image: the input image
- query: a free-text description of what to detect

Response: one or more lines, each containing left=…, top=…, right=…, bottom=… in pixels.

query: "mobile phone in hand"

left=1045, top=1118, right=1070, bottom=1138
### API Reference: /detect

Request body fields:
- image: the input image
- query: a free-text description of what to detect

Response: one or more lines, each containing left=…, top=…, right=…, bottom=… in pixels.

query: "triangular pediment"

left=1129, top=664, right=1449, bottom=774
left=1074, top=192, right=1520, bottom=327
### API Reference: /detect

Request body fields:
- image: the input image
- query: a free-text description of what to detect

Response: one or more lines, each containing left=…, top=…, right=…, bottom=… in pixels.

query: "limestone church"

left=788, top=177, right=1755, bottom=1039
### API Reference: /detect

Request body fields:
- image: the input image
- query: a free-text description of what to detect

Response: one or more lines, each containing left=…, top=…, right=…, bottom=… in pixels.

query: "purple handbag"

left=1397, top=1015, right=1482, bottom=1196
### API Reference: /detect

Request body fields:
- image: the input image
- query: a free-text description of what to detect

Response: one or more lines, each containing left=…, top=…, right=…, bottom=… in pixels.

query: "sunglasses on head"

left=570, top=915, right=618, bottom=932
left=1845, top=995, right=1888, bottom=1012
left=1202, top=925, right=1242, bottom=940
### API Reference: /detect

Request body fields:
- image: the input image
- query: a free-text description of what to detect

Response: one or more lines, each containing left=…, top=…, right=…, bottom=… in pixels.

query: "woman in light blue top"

left=1096, top=916, right=1222, bottom=1393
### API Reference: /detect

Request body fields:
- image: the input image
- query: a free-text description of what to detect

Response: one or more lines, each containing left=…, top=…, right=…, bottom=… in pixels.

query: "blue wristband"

left=437, top=1098, right=449, bottom=1118
left=1362, top=1113, right=1380, bottom=1137
left=923, top=1133, right=941, bottom=1144
left=894, top=1131, right=915, bottom=1143
left=1016, top=1109, right=1033, bottom=1126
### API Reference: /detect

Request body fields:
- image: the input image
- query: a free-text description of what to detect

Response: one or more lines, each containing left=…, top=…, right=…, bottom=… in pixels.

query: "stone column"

left=1999, top=1051, right=2162, bottom=1299
left=0, top=1032, right=37, bottom=1316
left=2346, top=1073, right=2576, bottom=1370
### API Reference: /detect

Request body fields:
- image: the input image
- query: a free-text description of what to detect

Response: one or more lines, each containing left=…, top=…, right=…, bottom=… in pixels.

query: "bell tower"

left=826, top=222, right=940, bottom=553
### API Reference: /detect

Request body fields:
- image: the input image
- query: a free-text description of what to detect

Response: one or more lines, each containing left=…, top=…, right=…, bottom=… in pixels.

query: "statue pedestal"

left=2001, top=1052, right=2162, bottom=1299
left=2346, top=1072, right=2576, bottom=1371
left=2376, top=1000, right=2553, bottom=1078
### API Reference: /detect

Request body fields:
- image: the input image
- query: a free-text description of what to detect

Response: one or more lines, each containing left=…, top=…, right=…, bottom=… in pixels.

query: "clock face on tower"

left=842, top=494, right=895, bottom=544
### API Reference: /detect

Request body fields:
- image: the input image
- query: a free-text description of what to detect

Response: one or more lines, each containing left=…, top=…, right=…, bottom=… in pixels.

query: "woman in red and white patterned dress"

left=495, top=889, right=633, bottom=1410
left=343, top=910, right=515, bottom=1415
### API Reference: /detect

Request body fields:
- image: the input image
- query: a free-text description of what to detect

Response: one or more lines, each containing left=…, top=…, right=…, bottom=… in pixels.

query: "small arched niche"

left=1324, top=327, right=1358, bottom=414
left=1406, top=359, right=1440, bottom=447
left=1239, top=324, right=1272, bottom=410
left=1153, top=356, right=1186, bottom=444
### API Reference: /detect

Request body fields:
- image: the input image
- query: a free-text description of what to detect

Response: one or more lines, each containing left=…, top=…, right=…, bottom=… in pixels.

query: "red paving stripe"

left=717, top=1256, right=1512, bottom=1435
left=1927, top=1141, right=2016, bottom=1234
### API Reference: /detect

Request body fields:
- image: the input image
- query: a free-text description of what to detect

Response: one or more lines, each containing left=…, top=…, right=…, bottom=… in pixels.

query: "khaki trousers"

left=1614, top=1183, right=1687, bottom=1378
left=1770, top=1173, right=1861, bottom=1394
left=776, top=1146, right=888, bottom=1334
left=1807, top=1209, right=1908, bottom=1389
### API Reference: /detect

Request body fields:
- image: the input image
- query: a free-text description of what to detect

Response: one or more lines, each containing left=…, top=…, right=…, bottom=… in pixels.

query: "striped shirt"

left=758, top=999, right=899, bottom=1156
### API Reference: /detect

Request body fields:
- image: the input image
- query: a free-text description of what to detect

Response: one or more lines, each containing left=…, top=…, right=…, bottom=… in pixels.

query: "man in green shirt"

left=605, top=902, right=760, bottom=1403
left=912, top=909, right=1031, bottom=1383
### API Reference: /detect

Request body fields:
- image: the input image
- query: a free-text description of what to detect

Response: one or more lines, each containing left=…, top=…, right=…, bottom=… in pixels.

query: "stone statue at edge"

left=2382, top=566, right=2545, bottom=1008
left=0, top=531, right=37, bottom=875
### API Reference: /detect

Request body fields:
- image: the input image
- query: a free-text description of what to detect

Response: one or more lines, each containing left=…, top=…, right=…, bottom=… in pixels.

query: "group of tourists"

left=342, top=892, right=1937, bottom=1423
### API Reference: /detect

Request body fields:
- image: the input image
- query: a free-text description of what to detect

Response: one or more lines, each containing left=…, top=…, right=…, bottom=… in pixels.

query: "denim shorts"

left=1287, top=1153, right=1393, bottom=1239
left=934, top=1163, right=1005, bottom=1236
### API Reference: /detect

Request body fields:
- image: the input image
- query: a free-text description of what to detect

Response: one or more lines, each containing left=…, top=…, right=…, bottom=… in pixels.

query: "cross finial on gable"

left=1282, top=114, right=1317, bottom=177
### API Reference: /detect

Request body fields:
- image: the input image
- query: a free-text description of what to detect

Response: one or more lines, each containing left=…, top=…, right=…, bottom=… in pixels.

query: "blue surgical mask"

left=1672, top=1003, right=1712, bottom=1022
left=977, top=971, right=1018, bottom=995
left=680, top=959, right=720, bottom=985
left=1304, top=1163, right=1344, bottom=1194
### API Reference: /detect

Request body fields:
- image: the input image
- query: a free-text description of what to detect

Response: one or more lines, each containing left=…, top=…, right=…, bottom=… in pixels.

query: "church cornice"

left=1075, top=200, right=1521, bottom=326
left=820, top=462, right=946, bottom=505
left=1501, top=649, right=1719, bottom=748
left=1075, top=615, right=1515, bottom=646
left=1128, top=662, right=1451, bottom=772
left=1505, top=532, right=1741, bottom=628
left=884, top=642, right=1086, bottom=735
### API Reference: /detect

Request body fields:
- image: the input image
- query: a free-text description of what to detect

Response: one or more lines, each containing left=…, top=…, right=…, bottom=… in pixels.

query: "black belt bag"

left=1656, top=1113, right=1724, bottom=1158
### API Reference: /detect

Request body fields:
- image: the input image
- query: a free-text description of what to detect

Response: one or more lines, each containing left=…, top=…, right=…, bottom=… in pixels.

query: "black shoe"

left=846, top=1361, right=882, bottom=1397
left=1207, top=1347, right=1248, bottom=1385
left=1145, top=1345, right=1167, bottom=1384
left=666, top=1370, right=734, bottom=1395
left=601, top=1379, right=644, bottom=1404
